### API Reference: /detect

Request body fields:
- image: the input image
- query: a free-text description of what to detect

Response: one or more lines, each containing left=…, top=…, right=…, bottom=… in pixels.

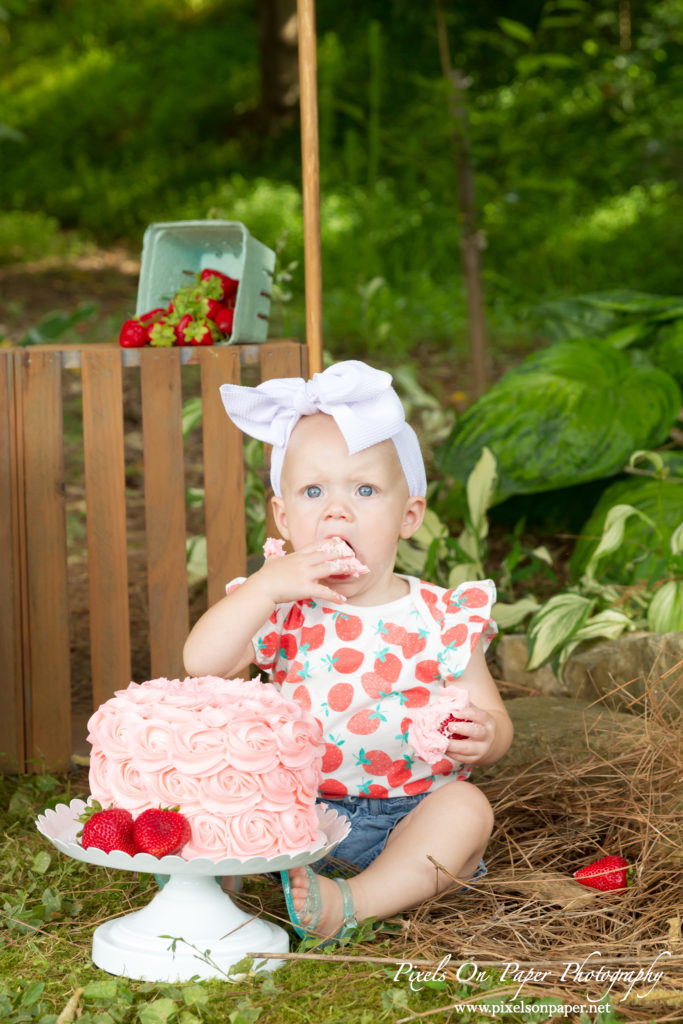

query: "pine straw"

left=244, top=683, right=682, bottom=1020
left=393, top=685, right=683, bottom=1017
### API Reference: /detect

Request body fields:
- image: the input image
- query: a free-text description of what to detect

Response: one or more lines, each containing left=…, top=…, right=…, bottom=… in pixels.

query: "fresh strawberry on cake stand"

left=36, top=799, right=349, bottom=982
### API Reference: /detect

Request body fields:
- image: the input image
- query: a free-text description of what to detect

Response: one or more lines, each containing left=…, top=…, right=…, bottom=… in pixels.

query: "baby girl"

left=184, top=360, right=513, bottom=941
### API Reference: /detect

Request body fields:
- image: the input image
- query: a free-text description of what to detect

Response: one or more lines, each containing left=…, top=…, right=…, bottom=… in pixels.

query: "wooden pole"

left=297, top=0, right=323, bottom=376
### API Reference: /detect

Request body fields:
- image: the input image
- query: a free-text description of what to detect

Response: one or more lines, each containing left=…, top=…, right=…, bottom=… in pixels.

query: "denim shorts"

left=312, top=794, right=487, bottom=890
left=313, top=794, right=429, bottom=873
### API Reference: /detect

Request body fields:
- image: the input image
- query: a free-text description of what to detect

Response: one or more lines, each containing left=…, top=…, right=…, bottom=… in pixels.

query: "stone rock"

left=563, top=630, right=683, bottom=720
left=497, top=634, right=566, bottom=696
left=479, top=696, right=648, bottom=779
left=497, top=631, right=683, bottom=719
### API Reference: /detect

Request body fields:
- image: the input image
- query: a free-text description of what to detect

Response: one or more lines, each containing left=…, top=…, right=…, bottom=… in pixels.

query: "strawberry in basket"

left=119, top=268, right=239, bottom=348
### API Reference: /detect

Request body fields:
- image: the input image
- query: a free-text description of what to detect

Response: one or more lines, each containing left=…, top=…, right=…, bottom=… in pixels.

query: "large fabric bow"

left=219, top=359, right=426, bottom=496
left=219, top=360, right=406, bottom=455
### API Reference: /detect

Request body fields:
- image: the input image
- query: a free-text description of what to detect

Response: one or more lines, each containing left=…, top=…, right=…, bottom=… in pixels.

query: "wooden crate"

left=0, top=341, right=306, bottom=772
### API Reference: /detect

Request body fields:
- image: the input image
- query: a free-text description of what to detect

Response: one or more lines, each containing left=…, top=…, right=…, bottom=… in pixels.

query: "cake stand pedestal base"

left=37, top=799, right=350, bottom=983
left=92, top=874, right=288, bottom=982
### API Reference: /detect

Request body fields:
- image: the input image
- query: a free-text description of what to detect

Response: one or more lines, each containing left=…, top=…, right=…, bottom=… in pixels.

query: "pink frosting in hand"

left=263, top=537, right=286, bottom=559
left=407, top=686, right=471, bottom=764
left=86, top=675, right=326, bottom=861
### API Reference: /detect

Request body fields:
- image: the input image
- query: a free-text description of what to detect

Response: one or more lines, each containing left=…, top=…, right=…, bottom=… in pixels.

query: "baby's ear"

left=271, top=495, right=290, bottom=540
left=400, top=496, right=426, bottom=539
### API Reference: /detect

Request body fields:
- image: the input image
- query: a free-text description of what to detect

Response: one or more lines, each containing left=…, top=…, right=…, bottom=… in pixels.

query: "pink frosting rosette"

left=182, top=812, right=232, bottom=860
left=276, top=718, right=325, bottom=769
left=88, top=749, right=112, bottom=804
left=226, top=808, right=282, bottom=860
left=289, top=762, right=320, bottom=803
left=127, top=719, right=176, bottom=771
left=87, top=706, right=140, bottom=761
left=407, top=686, right=471, bottom=765
left=171, top=720, right=228, bottom=775
left=114, top=679, right=169, bottom=706
left=257, top=766, right=300, bottom=810
left=277, top=805, right=320, bottom=854
left=221, top=718, right=281, bottom=773
left=145, top=765, right=202, bottom=810
left=105, top=759, right=150, bottom=811
left=198, top=704, right=232, bottom=729
left=198, top=768, right=263, bottom=814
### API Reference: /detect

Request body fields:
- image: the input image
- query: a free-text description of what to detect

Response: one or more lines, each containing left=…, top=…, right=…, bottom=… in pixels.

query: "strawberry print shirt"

left=243, top=576, right=498, bottom=801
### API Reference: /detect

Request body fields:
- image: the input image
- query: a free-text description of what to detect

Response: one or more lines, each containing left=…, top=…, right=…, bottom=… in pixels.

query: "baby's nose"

left=324, top=496, right=352, bottom=519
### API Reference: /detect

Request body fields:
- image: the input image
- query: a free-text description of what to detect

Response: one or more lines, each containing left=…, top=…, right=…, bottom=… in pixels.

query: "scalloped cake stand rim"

left=35, top=797, right=349, bottom=875
left=35, top=798, right=350, bottom=982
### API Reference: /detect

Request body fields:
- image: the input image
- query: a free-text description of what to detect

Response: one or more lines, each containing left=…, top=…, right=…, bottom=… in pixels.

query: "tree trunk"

left=436, top=0, right=488, bottom=399
left=256, top=0, right=300, bottom=136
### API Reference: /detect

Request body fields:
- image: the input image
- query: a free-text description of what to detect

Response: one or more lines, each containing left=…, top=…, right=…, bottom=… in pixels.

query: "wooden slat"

left=259, top=342, right=309, bottom=539
left=0, top=353, right=25, bottom=769
left=199, top=347, right=245, bottom=608
left=20, top=349, right=71, bottom=768
left=140, top=348, right=189, bottom=678
left=82, top=349, right=131, bottom=705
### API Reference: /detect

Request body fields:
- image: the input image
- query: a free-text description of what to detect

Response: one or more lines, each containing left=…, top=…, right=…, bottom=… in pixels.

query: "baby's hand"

left=253, top=545, right=349, bottom=606
left=443, top=704, right=497, bottom=765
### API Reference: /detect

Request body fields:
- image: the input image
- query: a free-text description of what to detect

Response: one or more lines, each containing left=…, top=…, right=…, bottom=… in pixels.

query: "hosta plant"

left=526, top=451, right=683, bottom=675
left=436, top=338, right=681, bottom=503
left=397, top=447, right=549, bottom=630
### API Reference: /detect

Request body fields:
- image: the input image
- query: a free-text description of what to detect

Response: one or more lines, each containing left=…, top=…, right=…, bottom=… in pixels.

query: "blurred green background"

left=1, top=0, right=681, bottom=367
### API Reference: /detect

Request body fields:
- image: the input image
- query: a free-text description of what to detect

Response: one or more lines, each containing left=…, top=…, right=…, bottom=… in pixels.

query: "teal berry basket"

left=135, top=220, right=276, bottom=344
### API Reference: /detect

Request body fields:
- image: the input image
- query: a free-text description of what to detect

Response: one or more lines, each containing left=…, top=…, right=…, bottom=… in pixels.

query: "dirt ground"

left=0, top=246, right=142, bottom=345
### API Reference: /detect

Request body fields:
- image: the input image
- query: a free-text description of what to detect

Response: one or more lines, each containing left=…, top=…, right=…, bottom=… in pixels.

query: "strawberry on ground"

left=79, top=803, right=137, bottom=855
left=573, top=855, right=631, bottom=891
left=132, top=808, right=192, bottom=857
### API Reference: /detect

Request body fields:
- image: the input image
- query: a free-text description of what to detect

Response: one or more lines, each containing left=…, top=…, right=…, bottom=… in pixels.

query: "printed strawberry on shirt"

left=247, top=576, right=498, bottom=800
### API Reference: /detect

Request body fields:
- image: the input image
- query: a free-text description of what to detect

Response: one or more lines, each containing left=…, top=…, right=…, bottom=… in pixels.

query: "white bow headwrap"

left=219, top=360, right=427, bottom=496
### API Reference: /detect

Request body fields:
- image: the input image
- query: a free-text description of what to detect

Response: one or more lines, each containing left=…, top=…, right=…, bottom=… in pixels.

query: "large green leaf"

left=647, top=581, right=683, bottom=632
left=435, top=339, right=681, bottom=502
left=531, top=291, right=683, bottom=344
left=570, top=454, right=683, bottom=584
left=649, top=319, right=683, bottom=386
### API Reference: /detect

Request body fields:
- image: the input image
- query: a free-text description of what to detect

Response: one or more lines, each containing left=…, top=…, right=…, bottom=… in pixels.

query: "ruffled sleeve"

left=417, top=578, right=497, bottom=682
left=225, top=576, right=246, bottom=596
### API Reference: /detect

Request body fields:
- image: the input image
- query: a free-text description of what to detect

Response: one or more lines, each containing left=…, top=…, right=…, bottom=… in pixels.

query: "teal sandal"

left=280, top=867, right=357, bottom=943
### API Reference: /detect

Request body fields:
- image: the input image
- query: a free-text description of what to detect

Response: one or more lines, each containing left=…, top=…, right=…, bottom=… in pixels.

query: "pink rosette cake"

left=407, top=686, right=471, bottom=765
left=87, top=676, right=326, bottom=861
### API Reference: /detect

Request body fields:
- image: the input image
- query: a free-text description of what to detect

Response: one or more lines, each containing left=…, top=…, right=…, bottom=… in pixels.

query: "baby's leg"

left=287, top=780, right=493, bottom=936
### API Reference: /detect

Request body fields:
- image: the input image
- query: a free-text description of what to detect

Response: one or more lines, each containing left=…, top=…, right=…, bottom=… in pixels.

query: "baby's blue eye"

left=305, top=485, right=322, bottom=498
left=357, top=484, right=375, bottom=497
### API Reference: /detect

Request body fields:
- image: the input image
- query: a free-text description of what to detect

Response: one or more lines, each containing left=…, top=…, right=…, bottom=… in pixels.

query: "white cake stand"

left=36, top=799, right=349, bottom=983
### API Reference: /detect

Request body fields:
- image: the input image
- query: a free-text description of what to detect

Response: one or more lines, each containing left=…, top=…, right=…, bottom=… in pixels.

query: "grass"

left=0, top=770, right=636, bottom=1024
left=0, top=774, right=471, bottom=1023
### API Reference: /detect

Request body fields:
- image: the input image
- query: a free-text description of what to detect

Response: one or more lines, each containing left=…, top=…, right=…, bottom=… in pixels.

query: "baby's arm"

left=442, top=644, right=513, bottom=767
left=183, top=545, right=348, bottom=678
